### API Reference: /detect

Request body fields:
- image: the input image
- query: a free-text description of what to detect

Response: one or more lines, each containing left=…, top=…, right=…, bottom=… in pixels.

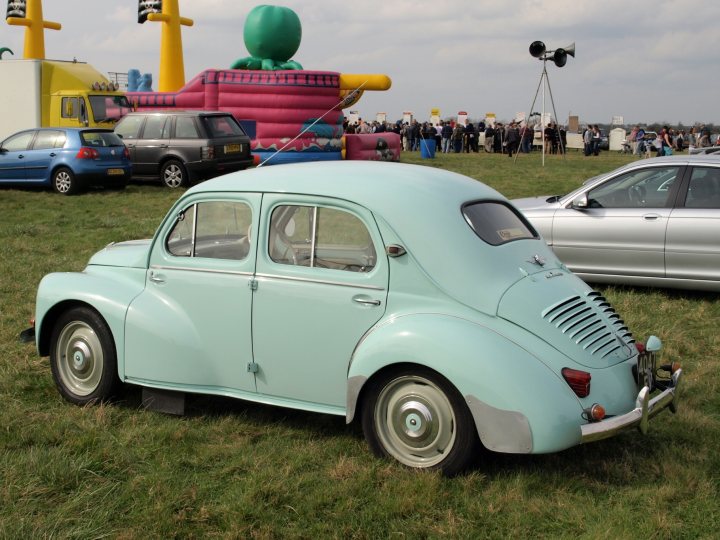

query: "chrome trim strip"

left=580, top=369, right=682, bottom=443
left=150, top=265, right=254, bottom=277
left=255, top=272, right=385, bottom=291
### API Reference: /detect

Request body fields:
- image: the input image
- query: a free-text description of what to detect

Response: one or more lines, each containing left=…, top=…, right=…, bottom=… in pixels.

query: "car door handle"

left=149, top=271, right=165, bottom=284
left=353, top=296, right=381, bottom=306
left=49, top=152, right=56, bottom=157
left=642, top=214, right=661, bottom=221
left=160, top=144, right=169, bottom=148
left=18, top=154, right=25, bottom=159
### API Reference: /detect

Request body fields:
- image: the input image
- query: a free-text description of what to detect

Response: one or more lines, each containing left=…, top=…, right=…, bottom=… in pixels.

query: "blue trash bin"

left=420, top=138, right=436, bottom=159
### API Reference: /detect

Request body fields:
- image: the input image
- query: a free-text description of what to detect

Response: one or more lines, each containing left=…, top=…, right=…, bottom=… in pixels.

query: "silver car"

left=513, top=156, right=720, bottom=291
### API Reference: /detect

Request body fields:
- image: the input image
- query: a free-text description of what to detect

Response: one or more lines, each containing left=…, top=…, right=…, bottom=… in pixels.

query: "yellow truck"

left=0, top=59, right=132, bottom=141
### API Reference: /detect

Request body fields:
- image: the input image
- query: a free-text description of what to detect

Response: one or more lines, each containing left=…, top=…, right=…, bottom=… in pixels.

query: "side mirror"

left=571, top=193, right=589, bottom=209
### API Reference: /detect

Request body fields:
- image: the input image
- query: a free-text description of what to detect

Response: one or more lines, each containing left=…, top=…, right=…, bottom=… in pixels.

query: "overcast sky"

left=2, top=0, right=718, bottom=126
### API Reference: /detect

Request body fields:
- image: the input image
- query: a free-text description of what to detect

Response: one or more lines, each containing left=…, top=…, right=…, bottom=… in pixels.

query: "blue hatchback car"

left=0, top=128, right=131, bottom=195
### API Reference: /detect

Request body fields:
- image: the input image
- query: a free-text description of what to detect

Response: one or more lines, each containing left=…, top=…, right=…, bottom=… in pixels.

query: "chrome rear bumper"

left=580, top=369, right=682, bottom=444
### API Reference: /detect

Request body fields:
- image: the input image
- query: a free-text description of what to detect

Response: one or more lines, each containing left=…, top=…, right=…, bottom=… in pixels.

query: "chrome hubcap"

left=375, top=375, right=456, bottom=468
left=56, top=321, right=103, bottom=396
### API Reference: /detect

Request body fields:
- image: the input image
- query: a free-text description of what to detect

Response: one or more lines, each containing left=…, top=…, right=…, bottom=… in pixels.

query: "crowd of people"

left=626, top=125, right=717, bottom=157
left=344, top=117, right=554, bottom=156
left=343, top=117, right=719, bottom=158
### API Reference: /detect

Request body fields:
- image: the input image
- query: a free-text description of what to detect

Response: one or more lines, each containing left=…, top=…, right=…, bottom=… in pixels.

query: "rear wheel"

left=161, top=159, right=187, bottom=188
left=52, top=167, right=81, bottom=195
left=361, top=367, right=478, bottom=476
left=49, top=307, right=119, bottom=405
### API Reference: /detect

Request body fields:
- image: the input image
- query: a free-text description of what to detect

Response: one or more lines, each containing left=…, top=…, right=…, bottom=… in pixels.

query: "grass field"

left=1, top=151, right=718, bottom=538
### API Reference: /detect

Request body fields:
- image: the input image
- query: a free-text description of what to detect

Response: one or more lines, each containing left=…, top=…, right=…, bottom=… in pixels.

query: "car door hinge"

left=247, top=361, right=259, bottom=373
left=248, top=278, right=258, bottom=291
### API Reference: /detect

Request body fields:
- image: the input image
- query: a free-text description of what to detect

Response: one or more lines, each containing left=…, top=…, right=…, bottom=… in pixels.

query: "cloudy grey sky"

left=2, top=0, right=718, bottom=125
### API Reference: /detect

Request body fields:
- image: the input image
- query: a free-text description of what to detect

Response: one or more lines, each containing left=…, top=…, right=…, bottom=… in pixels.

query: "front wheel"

left=161, top=159, right=187, bottom=188
left=49, top=307, right=119, bottom=405
left=361, top=367, right=479, bottom=476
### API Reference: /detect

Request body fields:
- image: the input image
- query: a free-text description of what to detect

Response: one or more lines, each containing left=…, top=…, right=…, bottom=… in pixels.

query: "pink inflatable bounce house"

left=129, top=3, right=392, bottom=164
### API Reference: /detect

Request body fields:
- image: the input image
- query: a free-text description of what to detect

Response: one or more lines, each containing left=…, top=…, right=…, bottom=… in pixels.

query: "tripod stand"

left=515, top=59, right=565, bottom=166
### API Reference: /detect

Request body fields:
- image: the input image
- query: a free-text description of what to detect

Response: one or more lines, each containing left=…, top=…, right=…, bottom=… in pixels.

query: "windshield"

left=88, top=95, right=133, bottom=123
left=463, top=201, right=538, bottom=246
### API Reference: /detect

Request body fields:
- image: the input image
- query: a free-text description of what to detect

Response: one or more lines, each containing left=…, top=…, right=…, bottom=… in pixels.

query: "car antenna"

left=257, top=80, right=368, bottom=168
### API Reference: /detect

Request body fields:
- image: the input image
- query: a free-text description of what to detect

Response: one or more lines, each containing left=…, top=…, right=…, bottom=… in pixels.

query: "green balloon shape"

left=244, top=5, right=302, bottom=62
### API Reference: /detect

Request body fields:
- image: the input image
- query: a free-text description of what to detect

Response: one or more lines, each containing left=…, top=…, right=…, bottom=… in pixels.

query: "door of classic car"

left=251, top=196, right=388, bottom=410
left=665, top=165, right=720, bottom=283
left=124, top=195, right=260, bottom=393
left=551, top=165, right=683, bottom=278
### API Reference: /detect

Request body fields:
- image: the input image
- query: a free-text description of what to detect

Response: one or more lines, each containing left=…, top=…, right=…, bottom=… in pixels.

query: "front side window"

left=2, top=131, right=34, bottom=152
left=587, top=167, right=680, bottom=208
left=166, top=201, right=252, bottom=260
left=685, top=167, right=720, bottom=209
left=115, top=115, right=145, bottom=140
left=269, top=205, right=376, bottom=272
left=61, top=97, right=80, bottom=119
left=463, top=201, right=537, bottom=246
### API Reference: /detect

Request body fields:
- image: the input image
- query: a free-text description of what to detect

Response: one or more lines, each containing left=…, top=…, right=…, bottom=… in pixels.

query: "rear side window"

left=463, top=201, right=537, bottom=245
left=685, top=167, right=720, bottom=209
left=115, top=116, right=144, bottom=140
left=33, top=130, right=65, bottom=150
left=202, top=115, right=246, bottom=137
left=175, top=116, right=200, bottom=139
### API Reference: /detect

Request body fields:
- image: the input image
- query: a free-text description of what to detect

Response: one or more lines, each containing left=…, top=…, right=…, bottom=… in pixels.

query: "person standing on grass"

left=441, top=121, right=453, bottom=153
left=484, top=124, right=495, bottom=153
left=505, top=121, right=521, bottom=158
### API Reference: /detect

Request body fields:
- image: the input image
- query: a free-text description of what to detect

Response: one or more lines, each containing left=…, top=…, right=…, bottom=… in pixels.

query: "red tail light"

left=562, top=368, right=591, bottom=398
left=76, top=147, right=99, bottom=159
left=123, top=146, right=130, bottom=159
left=635, top=342, right=646, bottom=353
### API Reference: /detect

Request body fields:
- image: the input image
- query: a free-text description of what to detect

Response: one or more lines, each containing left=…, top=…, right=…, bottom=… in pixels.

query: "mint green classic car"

left=25, top=161, right=682, bottom=475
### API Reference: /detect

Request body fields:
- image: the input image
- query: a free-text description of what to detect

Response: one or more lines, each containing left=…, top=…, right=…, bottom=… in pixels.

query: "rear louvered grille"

left=542, top=292, right=635, bottom=358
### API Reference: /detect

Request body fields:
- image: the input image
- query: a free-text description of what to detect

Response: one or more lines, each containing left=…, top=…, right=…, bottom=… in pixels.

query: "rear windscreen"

left=80, top=131, right=126, bottom=147
left=202, top=115, right=246, bottom=137
left=462, top=201, right=538, bottom=245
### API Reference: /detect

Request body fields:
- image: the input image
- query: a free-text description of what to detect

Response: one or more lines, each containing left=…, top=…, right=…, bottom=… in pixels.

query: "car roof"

left=189, top=161, right=505, bottom=215
left=184, top=161, right=532, bottom=315
left=122, top=110, right=232, bottom=117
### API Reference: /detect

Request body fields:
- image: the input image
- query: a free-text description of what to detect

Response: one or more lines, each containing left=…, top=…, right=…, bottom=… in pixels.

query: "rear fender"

left=347, top=313, right=584, bottom=453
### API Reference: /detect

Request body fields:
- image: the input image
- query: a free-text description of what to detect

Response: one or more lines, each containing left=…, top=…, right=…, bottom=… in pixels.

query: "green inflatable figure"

left=231, top=5, right=303, bottom=70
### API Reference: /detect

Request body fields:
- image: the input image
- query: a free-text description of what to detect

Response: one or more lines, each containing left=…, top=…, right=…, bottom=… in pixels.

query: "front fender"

left=347, top=313, right=585, bottom=454
left=35, top=267, right=147, bottom=377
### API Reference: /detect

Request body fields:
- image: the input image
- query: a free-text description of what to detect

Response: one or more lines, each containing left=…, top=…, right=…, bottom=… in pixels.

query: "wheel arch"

left=346, top=313, right=584, bottom=454
left=35, top=270, right=146, bottom=378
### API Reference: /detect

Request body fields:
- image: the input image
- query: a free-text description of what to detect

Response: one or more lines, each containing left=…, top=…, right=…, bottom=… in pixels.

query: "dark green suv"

left=115, top=111, right=253, bottom=188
